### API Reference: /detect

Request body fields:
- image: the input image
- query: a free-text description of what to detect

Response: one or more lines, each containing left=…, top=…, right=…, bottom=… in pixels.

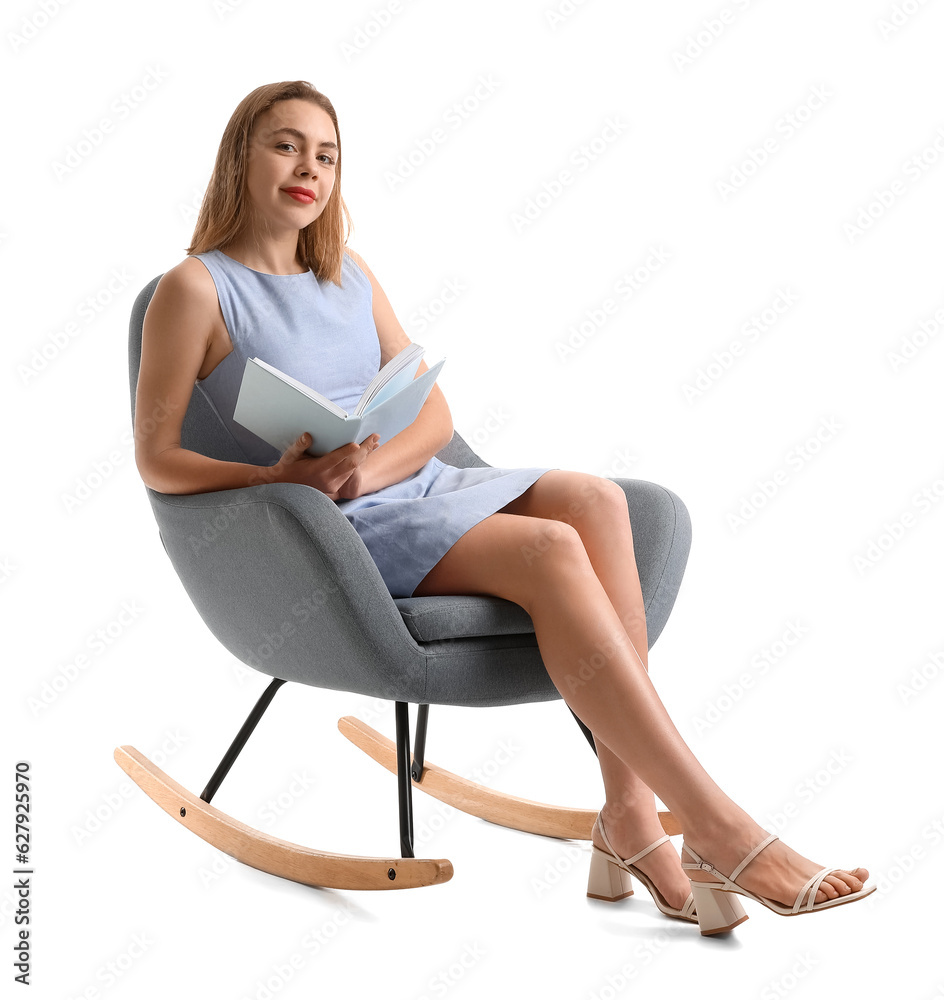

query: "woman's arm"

left=134, top=258, right=376, bottom=497
left=338, top=249, right=454, bottom=498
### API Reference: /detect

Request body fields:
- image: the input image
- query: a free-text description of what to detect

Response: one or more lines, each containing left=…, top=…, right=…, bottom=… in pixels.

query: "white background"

left=5, top=0, right=943, bottom=997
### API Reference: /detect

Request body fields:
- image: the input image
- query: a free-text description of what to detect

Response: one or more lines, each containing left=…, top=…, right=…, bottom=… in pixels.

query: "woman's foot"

left=683, top=812, right=869, bottom=908
left=591, top=802, right=693, bottom=911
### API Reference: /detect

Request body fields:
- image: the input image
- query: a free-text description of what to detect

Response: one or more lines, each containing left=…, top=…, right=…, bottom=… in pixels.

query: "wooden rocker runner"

left=120, top=276, right=692, bottom=892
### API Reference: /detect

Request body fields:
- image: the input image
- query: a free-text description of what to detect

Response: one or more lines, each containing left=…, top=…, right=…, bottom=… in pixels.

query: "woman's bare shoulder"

left=343, top=245, right=374, bottom=278
left=153, top=255, right=217, bottom=304
left=343, top=246, right=365, bottom=265
left=143, top=257, right=224, bottom=343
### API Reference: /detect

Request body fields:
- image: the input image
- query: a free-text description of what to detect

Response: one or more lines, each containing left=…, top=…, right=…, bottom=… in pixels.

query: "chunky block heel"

left=587, top=846, right=634, bottom=901
left=587, top=814, right=697, bottom=921
left=689, top=883, right=749, bottom=936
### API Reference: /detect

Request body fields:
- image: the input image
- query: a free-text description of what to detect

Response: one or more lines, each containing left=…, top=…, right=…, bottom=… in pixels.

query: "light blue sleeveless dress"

left=192, top=249, right=555, bottom=598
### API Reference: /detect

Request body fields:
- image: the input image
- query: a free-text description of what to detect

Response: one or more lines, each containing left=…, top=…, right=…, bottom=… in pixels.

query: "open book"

left=233, top=343, right=446, bottom=457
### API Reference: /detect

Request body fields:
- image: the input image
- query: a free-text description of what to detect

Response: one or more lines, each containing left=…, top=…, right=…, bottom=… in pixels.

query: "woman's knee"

left=583, top=475, right=629, bottom=515
left=502, top=471, right=627, bottom=525
left=553, top=475, right=631, bottom=541
left=413, top=512, right=592, bottom=602
left=519, top=515, right=591, bottom=575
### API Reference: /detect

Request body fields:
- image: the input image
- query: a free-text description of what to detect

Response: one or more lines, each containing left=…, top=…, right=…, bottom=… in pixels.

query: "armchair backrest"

left=128, top=274, right=488, bottom=470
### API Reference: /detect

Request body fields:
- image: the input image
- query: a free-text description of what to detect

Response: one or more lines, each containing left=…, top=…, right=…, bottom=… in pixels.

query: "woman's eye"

left=318, top=154, right=336, bottom=165
left=276, top=142, right=296, bottom=152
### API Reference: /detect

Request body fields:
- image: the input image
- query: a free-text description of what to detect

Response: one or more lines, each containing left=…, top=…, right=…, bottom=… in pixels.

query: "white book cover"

left=232, top=346, right=445, bottom=457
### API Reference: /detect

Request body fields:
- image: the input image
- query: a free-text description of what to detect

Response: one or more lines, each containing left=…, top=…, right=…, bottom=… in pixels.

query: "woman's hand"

left=334, top=462, right=370, bottom=500
left=273, top=433, right=379, bottom=500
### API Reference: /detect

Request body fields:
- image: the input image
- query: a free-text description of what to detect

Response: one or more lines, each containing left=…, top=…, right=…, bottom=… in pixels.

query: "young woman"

left=134, top=80, right=873, bottom=934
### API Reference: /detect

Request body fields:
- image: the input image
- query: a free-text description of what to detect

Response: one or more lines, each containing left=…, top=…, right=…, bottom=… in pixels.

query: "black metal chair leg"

left=200, top=678, right=287, bottom=803
left=569, top=706, right=598, bottom=757
left=394, top=702, right=415, bottom=858
left=411, top=703, right=429, bottom=781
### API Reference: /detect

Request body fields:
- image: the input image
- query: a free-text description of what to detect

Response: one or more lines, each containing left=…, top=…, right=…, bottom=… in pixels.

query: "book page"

left=354, top=342, right=425, bottom=416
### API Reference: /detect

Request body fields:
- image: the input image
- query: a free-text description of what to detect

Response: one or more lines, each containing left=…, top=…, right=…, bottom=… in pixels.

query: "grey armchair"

left=116, top=274, right=693, bottom=891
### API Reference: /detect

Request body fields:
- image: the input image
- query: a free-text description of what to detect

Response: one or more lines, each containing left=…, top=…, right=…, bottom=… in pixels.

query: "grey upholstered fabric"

left=130, top=275, right=692, bottom=707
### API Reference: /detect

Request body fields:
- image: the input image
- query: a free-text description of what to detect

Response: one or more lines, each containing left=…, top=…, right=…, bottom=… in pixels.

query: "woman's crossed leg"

left=413, top=471, right=868, bottom=913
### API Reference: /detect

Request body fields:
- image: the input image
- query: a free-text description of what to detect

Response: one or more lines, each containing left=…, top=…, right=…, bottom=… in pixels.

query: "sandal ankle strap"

left=598, top=814, right=671, bottom=867
left=680, top=833, right=779, bottom=884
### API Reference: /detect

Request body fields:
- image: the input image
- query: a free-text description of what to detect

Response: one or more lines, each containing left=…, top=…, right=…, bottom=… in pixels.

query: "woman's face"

left=243, top=98, right=338, bottom=236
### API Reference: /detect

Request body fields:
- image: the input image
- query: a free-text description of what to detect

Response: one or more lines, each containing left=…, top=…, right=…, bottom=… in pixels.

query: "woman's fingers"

left=277, top=433, right=379, bottom=494
left=279, top=432, right=311, bottom=465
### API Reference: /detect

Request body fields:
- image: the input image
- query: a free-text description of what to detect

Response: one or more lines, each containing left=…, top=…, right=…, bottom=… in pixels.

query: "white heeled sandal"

left=681, top=832, right=876, bottom=936
left=587, top=813, right=697, bottom=923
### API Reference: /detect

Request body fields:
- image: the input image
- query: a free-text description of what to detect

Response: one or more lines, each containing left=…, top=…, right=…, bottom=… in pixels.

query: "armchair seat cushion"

left=395, top=595, right=535, bottom=642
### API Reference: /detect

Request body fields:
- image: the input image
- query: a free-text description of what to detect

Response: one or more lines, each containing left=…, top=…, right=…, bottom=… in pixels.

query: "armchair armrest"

left=145, top=481, right=427, bottom=700
left=609, top=479, right=691, bottom=647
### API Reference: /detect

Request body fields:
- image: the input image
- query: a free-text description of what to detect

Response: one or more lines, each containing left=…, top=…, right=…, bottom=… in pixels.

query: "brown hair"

left=186, top=81, right=353, bottom=285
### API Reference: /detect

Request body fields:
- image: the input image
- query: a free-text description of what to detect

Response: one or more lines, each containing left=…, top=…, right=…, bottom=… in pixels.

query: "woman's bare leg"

left=498, top=472, right=692, bottom=907
left=413, top=509, right=868, bottom=908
